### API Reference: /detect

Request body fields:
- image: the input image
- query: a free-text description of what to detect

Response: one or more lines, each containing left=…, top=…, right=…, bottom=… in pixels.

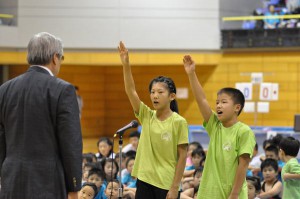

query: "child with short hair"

left=257, top=158, right=282, bottom=199
left=183, top=55, right=256, bottom=198
left=279, top=136, right=300, bottom=199
left=246, top=176, right=261, bottom=199
left=119, top=42, right=188, bottom=199
left=87, top=168, right=106, bottom=199
left=181, top=167, right=203, bottom=198
left=122, top=131, right=140, bottom=153
left=78, top=182, right=98, bottom=199
left=265, top=145, right=285, bottom=181
left=122, top=156, right=137, bottom=188
left=105, top=180, right=135, bottom=199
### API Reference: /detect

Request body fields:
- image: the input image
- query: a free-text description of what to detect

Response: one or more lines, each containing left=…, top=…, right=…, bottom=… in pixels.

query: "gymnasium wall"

left=0, top=0, right=219, bottom=50
left=2, top=50, right=300, bottom=138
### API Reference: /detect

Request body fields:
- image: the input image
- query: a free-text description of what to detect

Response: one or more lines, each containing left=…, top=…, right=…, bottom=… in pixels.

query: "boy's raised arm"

left=183, top=55, right=212, bottom=123
left=118, top=41, right=141, bottom=114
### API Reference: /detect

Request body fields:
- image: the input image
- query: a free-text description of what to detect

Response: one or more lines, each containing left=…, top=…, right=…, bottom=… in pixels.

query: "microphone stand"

left=116, top=131, right=124, bottom=199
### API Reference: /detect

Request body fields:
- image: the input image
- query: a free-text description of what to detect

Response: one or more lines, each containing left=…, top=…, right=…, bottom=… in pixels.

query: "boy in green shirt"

left=183, top=55, right=256, bottom=199
left=279, top=136, right=300, bottom=199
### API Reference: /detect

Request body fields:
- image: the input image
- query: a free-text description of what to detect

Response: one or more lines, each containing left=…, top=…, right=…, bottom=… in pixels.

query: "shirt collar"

left=32, top=65, right=54, bottom=76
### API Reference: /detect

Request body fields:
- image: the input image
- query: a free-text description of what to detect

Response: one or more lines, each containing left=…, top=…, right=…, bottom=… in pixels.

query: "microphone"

left=114, top=120, right=139, bottom=137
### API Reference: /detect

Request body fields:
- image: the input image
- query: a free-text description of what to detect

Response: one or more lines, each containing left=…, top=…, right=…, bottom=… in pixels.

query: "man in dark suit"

left=0, top=32, right=82, bottom=199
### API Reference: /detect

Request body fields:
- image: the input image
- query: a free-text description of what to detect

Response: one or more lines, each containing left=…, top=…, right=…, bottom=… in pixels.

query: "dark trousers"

left=135, top=179, right=180, bottom=199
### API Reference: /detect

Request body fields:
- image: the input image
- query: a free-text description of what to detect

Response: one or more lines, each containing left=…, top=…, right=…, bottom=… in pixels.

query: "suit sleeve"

left=0, top=123, right=5, bottom=174
left=56, top=84, right=83, bottom=192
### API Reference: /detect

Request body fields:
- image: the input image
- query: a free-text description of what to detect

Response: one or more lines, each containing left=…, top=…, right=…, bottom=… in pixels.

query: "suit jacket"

left=0, top=66, right=83, bottom=199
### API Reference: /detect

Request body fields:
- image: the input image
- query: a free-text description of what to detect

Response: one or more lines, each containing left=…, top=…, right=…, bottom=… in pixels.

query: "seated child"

left=82, top=162, right=96, bottom=184
left=101, top=158, right=119, bottom=186
left=87, top=168, right=106, bottom=199
left=105, top=180, right=135, bottom=199
left=181, top=167, right=203, bottom=198
left=265, top=145, right=285, bottom=181
left=279, top=136, right=300, bottom=199
left=257, top=158, right=282, bottom=199
left=122, top=130, right=140, bottom=153
left=246, top=176, right=261, bottom=199
left=78, top=182, right=98, bottom=199
left=121, top=156, right=137, bottom=188
left=186, top=141, right=203, bottom=166
left=183, top=148, right=205, bottom=178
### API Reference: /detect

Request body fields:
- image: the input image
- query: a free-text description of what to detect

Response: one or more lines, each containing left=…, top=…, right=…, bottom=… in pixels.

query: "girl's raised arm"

left=118, top=41, right=141, bottom=114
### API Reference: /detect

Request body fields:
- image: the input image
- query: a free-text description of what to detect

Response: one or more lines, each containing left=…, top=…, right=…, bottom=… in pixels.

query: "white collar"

left=33, top=65, right=54, bottom=76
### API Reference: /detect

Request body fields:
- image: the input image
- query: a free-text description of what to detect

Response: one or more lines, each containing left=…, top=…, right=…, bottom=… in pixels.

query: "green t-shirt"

left=281, top=158, right=300, bottom=199
left=132, top=102, right=189, bottom=190
left=198, top=112, right=255, bottom=199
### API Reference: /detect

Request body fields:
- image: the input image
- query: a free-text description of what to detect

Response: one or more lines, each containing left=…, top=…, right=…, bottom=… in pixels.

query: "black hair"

left=81, top=182, right=98, bottom=197
left=97, top=137, right=114, bottom=158
left=88, top=168, right=105, bottom=181
left=246, top=176, right=261, bottom=192
left=129, top=130, right=140, bottom=138
left=188, top=141, right=203, bottom=151
left=191, top=148, right=206, bottom=158
left=83, top=162, right=97, bottom=169
left=125, top=150, right=136, bottom=159
left=101, top=158, right=119, bottom=179
left=261, top=158, right=278, bottom=172
left=271, top=134, right=283, bottom=148
left=279, top=136, right=300, bottom=157
left=265, top=145, right=279, bottom=156
left=263, top=139, right=273, bottom=150
left=83, top=153, right=97, bottom=163
left=125, top=156, right=135, bottom=168
left=254, top=143, right=258, bottom=151
left=115, top=152, right=126, bottom=160
left=199, top=156, right=206, bottom=167
left=217, top=87, right=245, bottom=115
left=148, top=76, right=179, bottom=113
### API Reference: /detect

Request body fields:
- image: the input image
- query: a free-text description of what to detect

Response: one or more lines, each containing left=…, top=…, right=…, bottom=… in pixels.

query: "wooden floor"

left=83, top=137, right=130, bottom=154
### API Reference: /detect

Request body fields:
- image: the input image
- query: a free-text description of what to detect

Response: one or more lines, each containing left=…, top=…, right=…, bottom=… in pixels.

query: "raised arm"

left=118, top=41, right=141, bottom=113
left=183, top=55, right=212, bottom=122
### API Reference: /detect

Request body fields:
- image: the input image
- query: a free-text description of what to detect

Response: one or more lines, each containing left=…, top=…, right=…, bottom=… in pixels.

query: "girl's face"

left=87, top=174, right=102, bottom=189
left=78, top=185, right=95, bottom=199
left=150, top=82, right=175, bottom=111
left=104, top=162, right=118, bottom=180
left=216, top=93, right=240, bottom=124
left=191, top=154, right=202, bottom=167
left=262, top=166, right=277, bottom=182
left=126, top=159, right=135, bottom=174
left=187, top=144, right=197, bottom=157
left=247, top=181, right=256, bottom=199
left=98, top=141, right=111, bottom=157
left=105, top=182, right=119, bottom=199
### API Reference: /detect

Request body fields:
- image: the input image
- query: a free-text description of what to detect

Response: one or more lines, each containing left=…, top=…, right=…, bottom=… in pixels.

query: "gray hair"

left=27, top=32, right=63, bottom=65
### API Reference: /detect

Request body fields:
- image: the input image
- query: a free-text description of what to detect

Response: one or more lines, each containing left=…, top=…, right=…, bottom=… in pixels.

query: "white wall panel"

left=0, top=0, right=220, bottom=50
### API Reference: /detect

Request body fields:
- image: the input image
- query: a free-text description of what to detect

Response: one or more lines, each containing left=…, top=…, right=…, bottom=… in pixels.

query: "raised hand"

left=118, top=41, right=130, bottom=67
left=183, top=55, right=196, bottom=74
